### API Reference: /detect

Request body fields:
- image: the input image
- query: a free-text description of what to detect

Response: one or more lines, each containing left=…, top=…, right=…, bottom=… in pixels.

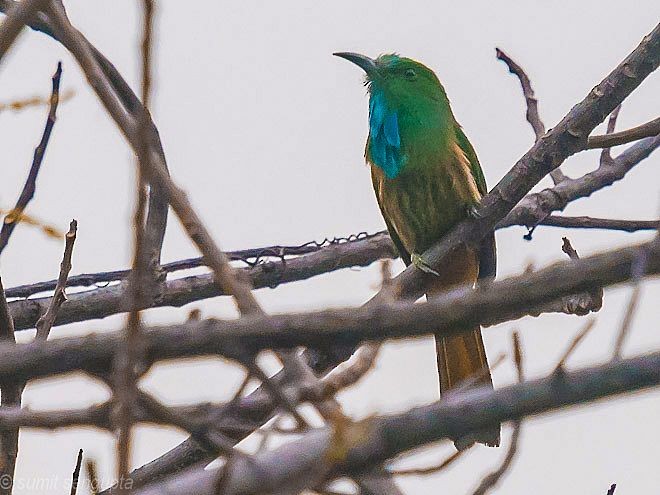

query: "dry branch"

left=0, top=217, right=76, bottom=494
left=499, top=134, right=660, bottom=230
left=0, top=276, right=18, bottom=494
left=5, top=232, right=389, bottom=298
left=35, top=219, right=77, bottom=340
left=540, top=215, right=658, bottom=232
left=70, top=449, right=83, bottom=495
left=133, top=351, right=660, bottom=495
left=8, top=201, right=658, bottom=332
left=0, top=61, right=63, bottom=256
left=0, top=237, right=656, bottom=386
left=0, top=0, right=48, bottom=62
left=495, top=47, right=566, bottom=184
left=587, top=116, right=660, bottom=149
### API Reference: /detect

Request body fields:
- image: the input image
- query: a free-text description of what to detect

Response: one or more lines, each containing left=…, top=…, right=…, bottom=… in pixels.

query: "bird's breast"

left=371, top=142, right=482, bottom=255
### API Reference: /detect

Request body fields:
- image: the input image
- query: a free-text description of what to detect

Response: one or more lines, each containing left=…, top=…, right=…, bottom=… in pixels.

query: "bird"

left=334, top=52, right=499, bottom=448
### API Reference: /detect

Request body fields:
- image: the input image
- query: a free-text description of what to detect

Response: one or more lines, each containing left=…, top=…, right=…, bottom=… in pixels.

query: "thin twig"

left=612, top=245, right=650, bottom=359
left=389, top=448, right=466, bottom=476
left=541, top=215, right=658, bottom=232
left=0, top=216, right=76, bottom=493
left=495, top=47, right=566, bottom=184
left=588, top=116, right=660, bottom=149
left=135, top=391, right=240, bottom=456
left=555, top=319, right=597, bottom=371
left=242, top=358, right=309, bottom=429
left=35, top=219, right=77, bottom=340
left=115, top=1, right=156, bottom=483
left=600, top=105, right=622, bottom=165
left=468, top=330, right=524, bottom=495
left=613, top=285, right=641, bottom=360
left=70, top=449, right=83, bottom=495
left=0, top=61, right=63, bottom=256
left=320, top=261, right=392, bottom=396
left=469, top=422, right=522, bottom=495
left=495, top=48, right=545, bottom=140
left=512, top=331, right=524, bottom=382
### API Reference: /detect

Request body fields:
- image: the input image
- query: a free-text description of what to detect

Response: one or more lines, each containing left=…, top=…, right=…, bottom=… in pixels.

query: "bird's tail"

left=427, top=246, right=500, bottom=448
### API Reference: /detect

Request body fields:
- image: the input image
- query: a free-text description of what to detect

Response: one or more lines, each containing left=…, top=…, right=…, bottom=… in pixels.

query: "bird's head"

left=334, top=52, right=452, bottom=178
left=333, top=52, right=447, bottom=106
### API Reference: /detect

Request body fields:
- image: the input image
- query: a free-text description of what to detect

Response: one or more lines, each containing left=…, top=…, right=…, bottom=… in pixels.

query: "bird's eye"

left=404, top=68, right=417, bottom=81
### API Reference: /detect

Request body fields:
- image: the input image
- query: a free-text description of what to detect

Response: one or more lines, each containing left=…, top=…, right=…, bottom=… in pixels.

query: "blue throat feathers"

left=368, top=88, right=405, bottom=179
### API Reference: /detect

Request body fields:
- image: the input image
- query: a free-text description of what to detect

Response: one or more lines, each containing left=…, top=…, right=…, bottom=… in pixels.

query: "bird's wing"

left=371, top=168, right=412, bottom=266
left=455, top=126, right=497, bottom=280
left=384, top=216, right=411, bottom=266
left=454, top=126, right=487, bottom=196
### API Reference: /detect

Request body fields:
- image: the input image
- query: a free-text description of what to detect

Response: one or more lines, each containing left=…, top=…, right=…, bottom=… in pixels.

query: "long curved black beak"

left=333, top=52, right=377, bottom=76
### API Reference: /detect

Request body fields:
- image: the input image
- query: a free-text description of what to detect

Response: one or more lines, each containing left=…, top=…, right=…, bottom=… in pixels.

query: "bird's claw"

left=466, top=204, right=481, bottom=219
left=411, top=253, right=440, bottom=277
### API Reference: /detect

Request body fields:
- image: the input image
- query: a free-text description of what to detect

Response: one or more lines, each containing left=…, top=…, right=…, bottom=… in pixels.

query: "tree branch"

left=0, top=238, right=655, bottom=386
left=0, top=61, right=63, bottom=256
left=497, top=134, right=660, bottom=229
left=133, top=351, right=660, bottom=495
left=35, top=219, right=76, bottom=340
left=0, top=275, right=18, bottom=495
left=7, top=232, right=396, bottom=330
left=587, top=116, right=660, bottom=149
left=539, top=215, right=658, bottom=232
left=495, top=47, right=566, bottom=184
left=0, top=0, right=48, bottom=62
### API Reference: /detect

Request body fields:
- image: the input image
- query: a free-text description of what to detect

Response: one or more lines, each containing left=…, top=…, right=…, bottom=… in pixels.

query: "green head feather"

left=335, top=53, right=457, bottom=178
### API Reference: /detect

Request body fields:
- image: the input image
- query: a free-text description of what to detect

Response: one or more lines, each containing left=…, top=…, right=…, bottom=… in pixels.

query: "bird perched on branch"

left=335, top=52, right=499, bottom=448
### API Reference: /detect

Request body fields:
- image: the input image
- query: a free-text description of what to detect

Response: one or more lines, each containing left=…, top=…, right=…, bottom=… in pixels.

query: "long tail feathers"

left=435, top=329, right=500, bottom=448
left=427, top=246, right=500, bottom=448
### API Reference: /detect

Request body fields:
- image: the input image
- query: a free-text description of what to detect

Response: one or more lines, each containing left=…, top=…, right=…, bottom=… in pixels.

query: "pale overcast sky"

left=1, top=1, right=659, bottom=494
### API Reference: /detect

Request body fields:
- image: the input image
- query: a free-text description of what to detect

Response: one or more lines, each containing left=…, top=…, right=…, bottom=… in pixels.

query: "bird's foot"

left=411, top=253, right=440, bottom=277
left=465, top=203, right=481, bottom=219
